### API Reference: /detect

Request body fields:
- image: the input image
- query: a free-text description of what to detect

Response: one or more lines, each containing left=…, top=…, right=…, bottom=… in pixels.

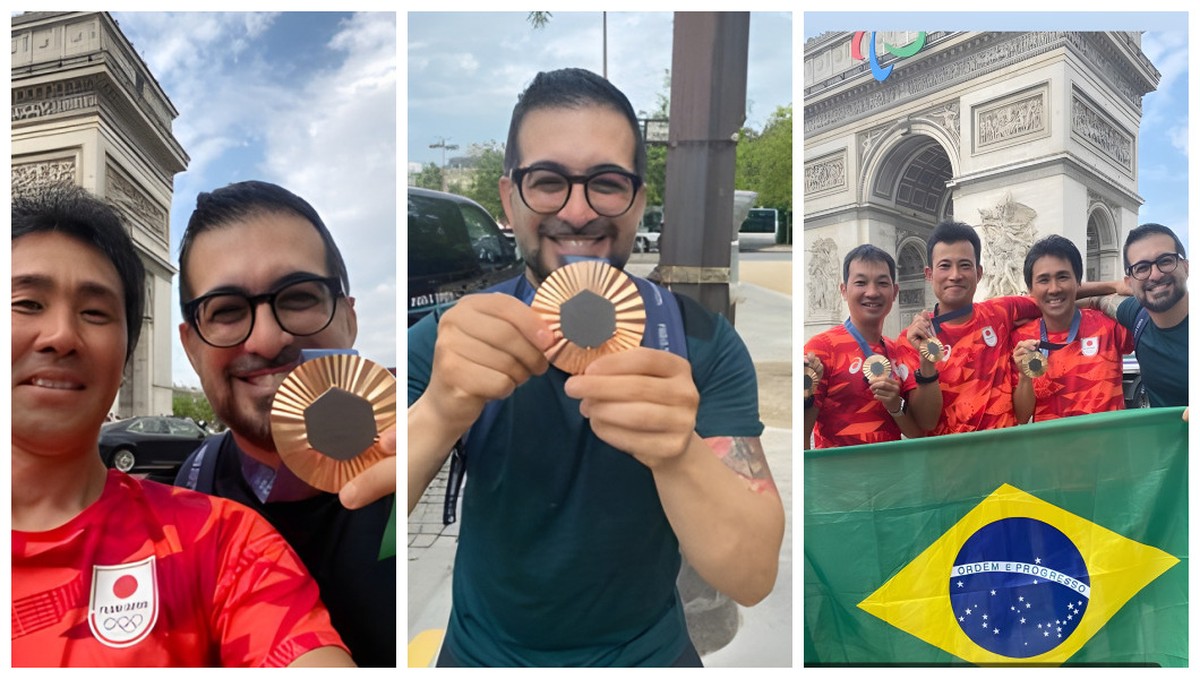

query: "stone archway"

left=1086, top=200, right=1121, bottom=282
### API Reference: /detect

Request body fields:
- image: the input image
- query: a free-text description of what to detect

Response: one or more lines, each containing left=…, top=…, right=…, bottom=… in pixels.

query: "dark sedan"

left=99, top=416, right=210, bottom=480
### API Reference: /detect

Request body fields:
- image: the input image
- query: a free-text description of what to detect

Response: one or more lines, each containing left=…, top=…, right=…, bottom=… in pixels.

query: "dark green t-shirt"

left=1117, top=296, right=1188, bottom=407
left=408, top=290, right=762, bottom=666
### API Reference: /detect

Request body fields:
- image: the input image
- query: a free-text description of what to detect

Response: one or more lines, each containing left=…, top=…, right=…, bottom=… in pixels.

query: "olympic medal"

left=862, top=354, right=892, bottom=382
left=531, top=260, right=645, bottom=374
left=919, top=337, right=944, bottom=363
left=270, top=354, right=397, bottom=493
left=1019, top=352, right=1048, bottom=379
left=803, top=365, right=819, bottom=399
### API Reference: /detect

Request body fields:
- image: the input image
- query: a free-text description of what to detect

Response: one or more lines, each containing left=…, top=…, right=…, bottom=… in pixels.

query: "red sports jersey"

left=897, top=296, right=1039, bottom=436
left=1011, top=308, right=1133, bottom=421
left=805, top=324, right=918, bottom=448
left=13, top=470, right=347, bottom=667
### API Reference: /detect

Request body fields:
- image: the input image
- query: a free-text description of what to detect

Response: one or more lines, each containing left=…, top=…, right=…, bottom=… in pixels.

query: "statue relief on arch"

left=807, top=237, right=842, bottom=317
left=977, top=193, right=1038, bottom=298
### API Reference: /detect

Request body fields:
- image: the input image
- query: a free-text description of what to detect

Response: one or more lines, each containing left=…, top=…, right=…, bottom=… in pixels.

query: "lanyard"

left=1037, top=308, right=1081, bottom=356
left=931, top=302, right=974, bottom=336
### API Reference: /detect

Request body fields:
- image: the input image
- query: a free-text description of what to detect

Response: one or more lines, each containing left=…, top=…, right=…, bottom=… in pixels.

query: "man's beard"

left=219, top=391, right=278, bottom=453
left=518, top=219, right=628, bottom=285
left=1137, top=278, right=1186, bottom=313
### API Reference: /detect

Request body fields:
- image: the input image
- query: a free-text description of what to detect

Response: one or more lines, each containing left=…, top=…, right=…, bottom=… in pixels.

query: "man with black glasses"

left=407, top=68, right=784, bottom=666
left=1081, top=223, right=1189, bottom=407
left=175, top=181, right=395, bottom=666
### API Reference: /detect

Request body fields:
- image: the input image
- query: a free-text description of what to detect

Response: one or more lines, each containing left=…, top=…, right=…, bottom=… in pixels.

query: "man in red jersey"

left=804, top=244, right=941, bottom=448
left=11, top=183, right=352, bottom=667
left=1011, top=235, right=1132, bottom=423
left=900, top=220, right=1040, bottom=435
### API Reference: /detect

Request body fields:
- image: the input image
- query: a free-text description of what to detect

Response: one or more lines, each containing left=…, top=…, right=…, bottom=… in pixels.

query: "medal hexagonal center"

left=560, top=289, right=616, bottom=349
left=304, top=387, right=378, bottom=461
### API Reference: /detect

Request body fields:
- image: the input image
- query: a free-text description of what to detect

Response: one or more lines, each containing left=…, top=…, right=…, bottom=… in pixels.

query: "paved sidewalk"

left=408, top=258, right=793, bottom=667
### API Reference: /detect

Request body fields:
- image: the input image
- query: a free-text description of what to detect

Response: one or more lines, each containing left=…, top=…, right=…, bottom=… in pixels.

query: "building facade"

left=804, top=31, right=1160, bottom=340
left=12, top=11, right=189, bottom=417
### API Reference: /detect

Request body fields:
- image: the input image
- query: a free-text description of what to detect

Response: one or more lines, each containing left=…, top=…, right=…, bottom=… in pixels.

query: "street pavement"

left=407, top=245, right=794, bottom=667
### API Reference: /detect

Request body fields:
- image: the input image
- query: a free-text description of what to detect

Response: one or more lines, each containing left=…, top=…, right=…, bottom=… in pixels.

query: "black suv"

left=408, top=186, right=523, bottom=326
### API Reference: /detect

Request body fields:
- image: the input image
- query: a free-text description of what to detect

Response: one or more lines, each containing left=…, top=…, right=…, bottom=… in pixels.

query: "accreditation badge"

left=88, top=556, right=158, bottom=648
left=531, top=260, right=646, bottom=374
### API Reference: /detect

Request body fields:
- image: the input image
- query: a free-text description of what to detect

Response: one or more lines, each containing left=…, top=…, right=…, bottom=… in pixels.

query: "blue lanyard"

left=1038, top=308, right=1081, bottom=357
left=931, top=302, right=974, bottom=336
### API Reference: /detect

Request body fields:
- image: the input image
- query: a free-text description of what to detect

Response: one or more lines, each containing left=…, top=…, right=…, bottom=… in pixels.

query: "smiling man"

left=407, top=68, right=784, bottom=666
left=175, top=181, right=395, bottom=667
left=1081, top=223, right=1189, bottom=408
left=803, top=244, right=941, bottom=449
left=899, top=220, right=1041, bottom=435
left=1010, top=235, right=1132, bottom=423
left=11, top=183, right=350, bottom=667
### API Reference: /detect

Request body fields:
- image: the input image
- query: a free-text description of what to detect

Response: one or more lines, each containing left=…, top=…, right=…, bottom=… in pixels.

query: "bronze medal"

left=1019, top=352, right=1048, bottom=379
left=862, top=354, right=892, bottom=382
left=803, top=365, right=819, bottom=400
left=919, top=337, right=944, bottom=363
left=270, top=354, right=397, bottom=493
left=531, top=260, right=646, bottom=374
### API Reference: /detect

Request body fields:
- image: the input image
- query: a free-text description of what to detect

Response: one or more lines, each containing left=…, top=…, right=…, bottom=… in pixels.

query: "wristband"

left=915, top=369, right=939, bottom=385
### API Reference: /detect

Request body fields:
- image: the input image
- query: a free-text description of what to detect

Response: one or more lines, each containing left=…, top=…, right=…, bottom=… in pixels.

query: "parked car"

left=408, top=186, right=524, bottom=326
left=99, top=415, right=210, bottom=479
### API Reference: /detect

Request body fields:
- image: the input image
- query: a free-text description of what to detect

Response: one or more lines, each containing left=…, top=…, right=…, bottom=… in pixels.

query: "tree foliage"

left=412, top=162, right=443, bottom=191
left=735, top=104, right=792, bottom=213
left=528, top=12, right=553, bottom=29
left=461, top=141, right=507, bottom=221
left=173, top=390, right=218, bottom=429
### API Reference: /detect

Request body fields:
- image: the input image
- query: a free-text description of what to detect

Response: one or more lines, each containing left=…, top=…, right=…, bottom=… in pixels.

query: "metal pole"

left=659, top=12, right=749, bottom=322
left=603, top=12, right=608, bottom=79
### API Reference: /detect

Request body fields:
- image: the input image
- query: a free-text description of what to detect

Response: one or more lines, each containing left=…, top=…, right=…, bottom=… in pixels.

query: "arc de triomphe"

left=804, top=31, right=1160, bottom=341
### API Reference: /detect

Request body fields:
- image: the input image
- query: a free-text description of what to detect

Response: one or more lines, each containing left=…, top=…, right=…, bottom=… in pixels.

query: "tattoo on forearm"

left=704, top=436, right=778, bottom=495
left=1099, top=294, right=1125, bottom=318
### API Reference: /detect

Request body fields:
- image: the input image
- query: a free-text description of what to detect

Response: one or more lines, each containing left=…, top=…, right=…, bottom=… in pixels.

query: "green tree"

left=735, top=104, right=792, bottom=213
left=461, top=141, right=506, bottom=221
left=412, top=162, right=443, bottom=191
left=638, top=69, right=671, bottom=207
left=173, top=390, right=218, bottom=429
left=528, top=12, right=553, bottom=29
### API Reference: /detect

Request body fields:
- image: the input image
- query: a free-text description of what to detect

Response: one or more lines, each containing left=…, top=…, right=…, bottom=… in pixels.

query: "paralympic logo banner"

left=852, top=31, right=927, bottom=81
left=858, top=484, right=1179, bottom=665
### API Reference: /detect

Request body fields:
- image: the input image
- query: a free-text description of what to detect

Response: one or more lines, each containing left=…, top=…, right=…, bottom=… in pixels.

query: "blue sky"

left=803, top=12, right=1189, bottom=253
left=408, top=12, right=793, bottom=171
left=106, top=12, right=397, bottom=387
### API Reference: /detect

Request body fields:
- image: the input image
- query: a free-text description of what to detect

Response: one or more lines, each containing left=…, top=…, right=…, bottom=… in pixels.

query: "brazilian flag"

left=805, top=408, right=1187, bottom=667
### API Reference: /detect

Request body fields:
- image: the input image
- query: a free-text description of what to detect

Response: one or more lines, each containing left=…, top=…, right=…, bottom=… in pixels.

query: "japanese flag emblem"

left=981, top=326, right=998, bottom=347
left=1082, top=336, right=1099, bottom=357
left=88, top=556, right=158, bottom=648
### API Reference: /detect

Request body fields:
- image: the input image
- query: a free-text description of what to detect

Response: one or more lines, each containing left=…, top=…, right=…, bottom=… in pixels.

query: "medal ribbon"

left=930, top=302, right=974, bottom=336
left=1037, top=308, right=1082, bottom=356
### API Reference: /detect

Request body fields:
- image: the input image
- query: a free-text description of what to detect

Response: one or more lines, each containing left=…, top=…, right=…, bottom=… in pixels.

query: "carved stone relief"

left=975, top=86, right=1048, bottom=152
left=978, top=193, right=1038, bottom=297
left=106, top=163, right=168, bottom=241
left=1071, top=92, right=1133, bottom=172
left=807, top=238, right=842, bottom=314
left=12, top=76, right=101, bottom=122
left=924, top=101, right=961, bottom=144
left=11, top=158, right=77, bottom=195
left=805, top=152, right=847, bottom=196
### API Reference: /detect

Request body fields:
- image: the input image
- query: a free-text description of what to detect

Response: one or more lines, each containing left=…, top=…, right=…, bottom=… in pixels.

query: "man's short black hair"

left=1023, top=234, right=1083, bottom=288
left=12, top=182, right=145, bottom=362
left=927, top=220, right=982, bottom=266
left=503, top=67, right=647, bottom=178
left=843, top=244, right=896, bottom=283
left=178, top=180, right=350, bottom=313
left=1122, top=223, right=1187, bottom=269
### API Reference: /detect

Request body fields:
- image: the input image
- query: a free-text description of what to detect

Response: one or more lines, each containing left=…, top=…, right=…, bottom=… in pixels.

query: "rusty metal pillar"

left=658, top=12, right=749, bottom=322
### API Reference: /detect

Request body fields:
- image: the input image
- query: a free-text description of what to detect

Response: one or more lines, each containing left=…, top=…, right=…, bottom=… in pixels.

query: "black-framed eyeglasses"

left=511, top=164, right=643, bottom=218
left=184, top=275, right=344, bottom=348
left=1126, top=252, right=1184, bottom=280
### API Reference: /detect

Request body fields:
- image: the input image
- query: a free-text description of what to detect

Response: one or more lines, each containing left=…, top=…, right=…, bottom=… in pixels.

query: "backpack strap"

left=1132, top=306, right=1152, bottom=349
left=175, top=430, right=233, bottom=493
left=442, top=272, right=689, bottom=525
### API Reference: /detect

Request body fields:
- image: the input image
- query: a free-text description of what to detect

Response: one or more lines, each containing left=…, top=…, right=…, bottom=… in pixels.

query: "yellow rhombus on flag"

left=858, top=483, right=1179, bottom=665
